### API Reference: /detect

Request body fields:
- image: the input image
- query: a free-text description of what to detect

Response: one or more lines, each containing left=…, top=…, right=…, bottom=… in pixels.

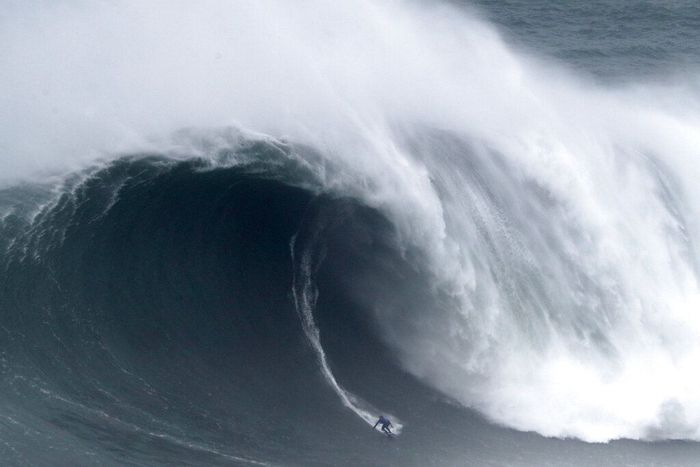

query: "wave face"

left=4, top=0, right=700, bottom=463
left=0, top=145, right=414, bottom=465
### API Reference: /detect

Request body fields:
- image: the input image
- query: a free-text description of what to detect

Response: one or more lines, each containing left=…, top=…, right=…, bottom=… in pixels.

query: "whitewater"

left=3, top=0, right=700, bottom=465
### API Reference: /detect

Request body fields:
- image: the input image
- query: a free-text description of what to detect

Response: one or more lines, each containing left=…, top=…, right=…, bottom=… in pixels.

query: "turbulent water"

left=3, top=0, right=700, bottom=465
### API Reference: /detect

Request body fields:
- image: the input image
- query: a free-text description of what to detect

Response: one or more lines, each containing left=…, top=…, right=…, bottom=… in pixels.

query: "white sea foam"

left=3, top=0, right=700, bottom=442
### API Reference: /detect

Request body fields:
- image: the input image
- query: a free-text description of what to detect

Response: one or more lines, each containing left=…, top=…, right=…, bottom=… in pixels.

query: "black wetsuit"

left=374, top=416, right=393, bottom=435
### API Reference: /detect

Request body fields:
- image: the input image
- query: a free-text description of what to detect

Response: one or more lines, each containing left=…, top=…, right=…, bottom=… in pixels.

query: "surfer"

left=373, top=415, right=393, bottom=436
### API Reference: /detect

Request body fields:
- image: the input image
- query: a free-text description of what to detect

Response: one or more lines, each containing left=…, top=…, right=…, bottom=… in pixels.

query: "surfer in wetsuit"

left=374, top=415, right=393, bottom=435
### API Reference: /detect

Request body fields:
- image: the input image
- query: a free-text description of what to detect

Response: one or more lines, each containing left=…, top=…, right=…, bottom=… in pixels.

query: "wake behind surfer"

left=373, top=415, right=393, bottom=436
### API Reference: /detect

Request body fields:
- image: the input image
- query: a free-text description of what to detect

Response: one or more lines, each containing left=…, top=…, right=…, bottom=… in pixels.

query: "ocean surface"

left=2, top=1, right=700, bottom=465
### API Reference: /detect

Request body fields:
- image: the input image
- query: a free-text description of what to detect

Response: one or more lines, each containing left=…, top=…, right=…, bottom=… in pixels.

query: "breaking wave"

left=3, top=2, right=700, bottom=462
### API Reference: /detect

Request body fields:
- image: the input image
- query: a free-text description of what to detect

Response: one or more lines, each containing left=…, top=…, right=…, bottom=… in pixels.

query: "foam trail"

left=290, top=233, right=403, bottom=434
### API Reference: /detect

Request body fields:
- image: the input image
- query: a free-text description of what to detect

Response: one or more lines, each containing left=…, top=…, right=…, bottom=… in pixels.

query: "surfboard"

left=375, top=428, right=395, bottom=439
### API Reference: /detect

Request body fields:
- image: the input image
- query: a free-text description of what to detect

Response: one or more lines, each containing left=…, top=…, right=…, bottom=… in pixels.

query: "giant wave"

left=3, top=0, right=700, bottom=465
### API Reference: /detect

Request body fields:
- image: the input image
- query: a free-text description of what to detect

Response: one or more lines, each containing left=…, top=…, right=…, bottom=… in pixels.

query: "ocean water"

left=473, top=0, right=700, bottom=80
left=2, top=1, right=700, bottom=465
